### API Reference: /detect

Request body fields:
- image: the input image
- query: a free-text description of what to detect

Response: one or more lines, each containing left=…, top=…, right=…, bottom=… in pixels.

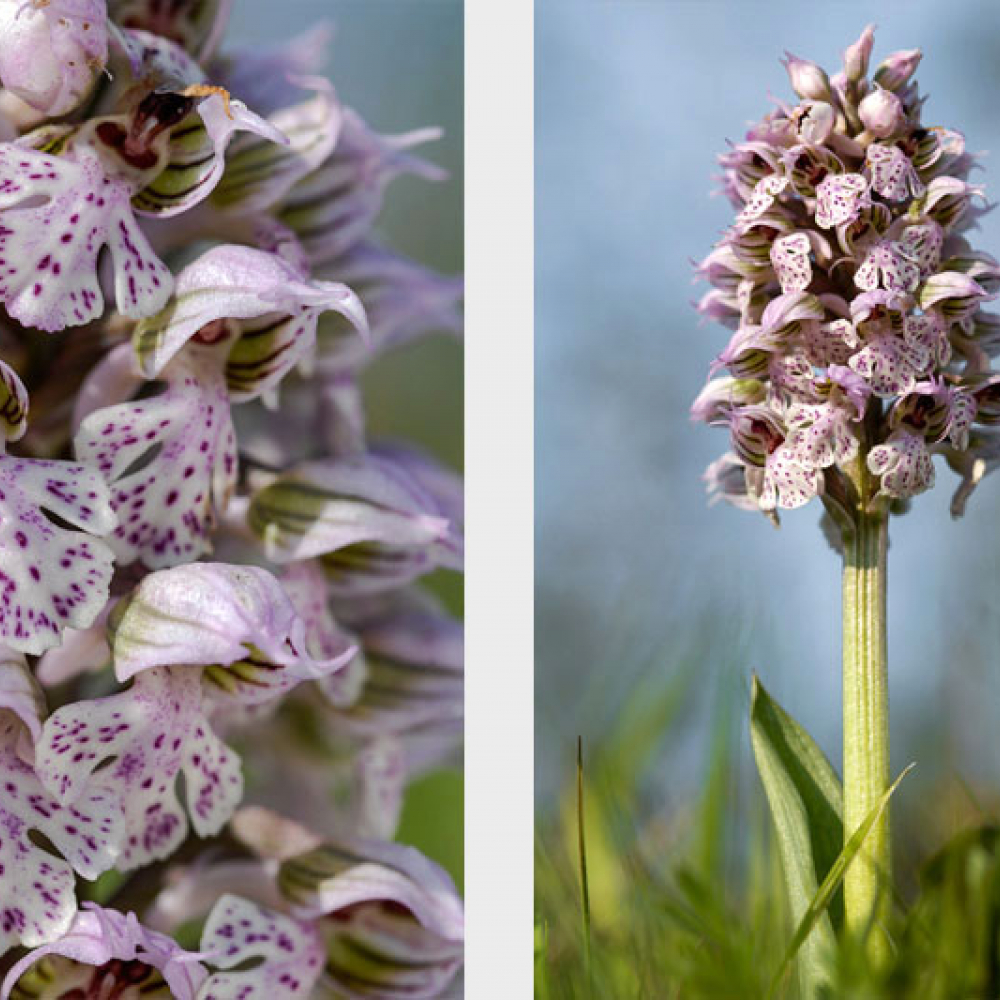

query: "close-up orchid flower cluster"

left=0, top=2, right=464, bottom=998
left=693, top=23, right=1000, bottom=518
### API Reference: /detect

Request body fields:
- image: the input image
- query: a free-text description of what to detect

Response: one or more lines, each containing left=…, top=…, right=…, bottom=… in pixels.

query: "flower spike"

left=695, top=26, right=1000, bottom=510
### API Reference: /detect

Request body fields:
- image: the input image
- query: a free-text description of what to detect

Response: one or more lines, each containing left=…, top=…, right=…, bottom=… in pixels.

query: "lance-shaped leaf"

left=276, top=109, right=446, bottom=267
left=248, top=449, right=462, bottom=596
left=353, top=737, right=406, bottom=840
left=211, top=79, right=342, bottom=215
left=36, top=666, right=242, bottom=871
left=108, top=0, right=233, bottom=62
left=0, top=904, right=208, bottom=1000
left=110, top=561, right=355, bottom=704
left=199, top=895, right=324, bottom=999
left=0, top=143, right=173, bottom=331
left=750, top=675, right=842, bottom=999
left=132, top=243, right=366, bottom=401
left=0, top=0, right=108, bottom=117
left=74, top=342, right=236, bottom=568
left=278, top=839, right=464, bottom=999
left=0, top=655, right=122, bottom=955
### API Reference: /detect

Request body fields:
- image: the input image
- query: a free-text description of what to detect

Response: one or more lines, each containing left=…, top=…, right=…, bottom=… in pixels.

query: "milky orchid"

left=0, top=2, right=462, bottom=995
left=694, top=27, right=1000, bottom=509
left=694, top=26, right=1000, bottom=960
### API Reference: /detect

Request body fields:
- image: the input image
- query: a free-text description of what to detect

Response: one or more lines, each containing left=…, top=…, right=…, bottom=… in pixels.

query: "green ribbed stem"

left=842, top=491, right=890, bottom=962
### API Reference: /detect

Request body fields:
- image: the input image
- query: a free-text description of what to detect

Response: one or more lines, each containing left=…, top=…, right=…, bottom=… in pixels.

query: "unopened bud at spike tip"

left=781, top=51, right=832, bottom=102
left=873, top=48, right=922, bottom=91
left=843, top=23, right=876, bottom=84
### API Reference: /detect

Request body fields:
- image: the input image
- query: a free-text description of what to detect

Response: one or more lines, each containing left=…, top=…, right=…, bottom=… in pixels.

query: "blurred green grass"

left=535, top=661, right=1000, bottom=999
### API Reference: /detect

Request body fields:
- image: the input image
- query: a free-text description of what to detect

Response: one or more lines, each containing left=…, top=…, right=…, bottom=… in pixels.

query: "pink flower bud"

left=859, top=86, right=904, bottom=138
left=873, top=48, right=922, bottom=91
left=781, top=52, right=831, bottom=101
left=0, top=0, right=108, bottom=117
left=843, top=24, right=875, bottom=83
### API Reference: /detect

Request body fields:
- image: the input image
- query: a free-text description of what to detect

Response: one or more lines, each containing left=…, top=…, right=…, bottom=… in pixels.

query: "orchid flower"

left=0, top=2, right=463, bottom=992
left=694, top=23, right=1000, bottom=965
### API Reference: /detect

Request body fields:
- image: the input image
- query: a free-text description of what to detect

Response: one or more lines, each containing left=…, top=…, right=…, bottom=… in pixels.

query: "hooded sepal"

left=110, top=561, right=356, bottom=704
left=278, top=839, right=464, bottom=1000
left=108, top=0, right=232, bottom=62
left=132, top=242, right=366, bottom=401
left=248, top=449, right=462, bottom=596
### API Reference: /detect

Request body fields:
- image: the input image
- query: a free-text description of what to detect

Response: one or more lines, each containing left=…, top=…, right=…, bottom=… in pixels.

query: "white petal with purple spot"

left=36, top=667, right=242, bottom=871
left=75, top=346, right=236, bottom=568
left=198, top=895, right=324, bottom=999
left=0, top=454, right=115, bottom=655
left=0, top=144, right=172, bottom=331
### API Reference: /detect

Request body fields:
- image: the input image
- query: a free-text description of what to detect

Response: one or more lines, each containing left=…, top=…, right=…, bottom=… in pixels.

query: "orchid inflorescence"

left=0, top=2, right=464, bottom=998
left=692, top=24, right=1000, bottom=521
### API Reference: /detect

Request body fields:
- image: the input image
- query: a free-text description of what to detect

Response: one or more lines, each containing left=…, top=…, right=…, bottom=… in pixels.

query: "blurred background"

left=233, top=1, right=464, bottom=885
left=536, top=0, right=1000, bottom=855
left=234, top=0, right=463, bottom=472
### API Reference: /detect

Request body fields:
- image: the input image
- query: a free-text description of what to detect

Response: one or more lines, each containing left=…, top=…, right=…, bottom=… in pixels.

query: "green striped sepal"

left=278, top=839, right=464, bottom=999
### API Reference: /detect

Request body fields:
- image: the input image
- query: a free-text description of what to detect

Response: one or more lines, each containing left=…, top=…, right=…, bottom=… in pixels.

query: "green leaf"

left=750, top=674, right=844, bottom=999
left=768, top=762, right=915, bottom=998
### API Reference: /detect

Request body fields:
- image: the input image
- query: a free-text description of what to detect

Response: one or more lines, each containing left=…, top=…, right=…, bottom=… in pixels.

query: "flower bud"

left=859, top=86, right=904, bottom=138
left=873, top=48, right=922, bottom=91
left=0, top=0, right=108, bottom=117
left=781, top=51, right=831, bottom=101
left=796, top=100, right=836, bottom=144
left=690, top=377, right=765, bottom=424
left=843, top=24, right=875, bottom=84
left=728, top=405, right=784, bottom=468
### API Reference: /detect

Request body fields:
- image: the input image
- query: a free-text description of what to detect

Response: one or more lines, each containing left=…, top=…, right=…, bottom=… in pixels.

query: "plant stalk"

left=841, top=478, right=890, bottom=961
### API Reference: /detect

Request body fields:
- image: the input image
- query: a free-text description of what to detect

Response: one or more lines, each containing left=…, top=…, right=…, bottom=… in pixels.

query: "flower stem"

left=841, top=484, right=890, bottom=961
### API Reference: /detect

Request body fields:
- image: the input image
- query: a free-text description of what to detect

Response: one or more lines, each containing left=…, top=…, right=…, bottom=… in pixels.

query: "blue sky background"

left=536, top=1, right=1000, bottom=805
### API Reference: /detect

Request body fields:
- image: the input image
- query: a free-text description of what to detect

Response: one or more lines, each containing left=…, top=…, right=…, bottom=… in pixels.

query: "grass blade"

left=767, top=762, right=916, bottom=998
left=577, top=736, right=593, bottom=993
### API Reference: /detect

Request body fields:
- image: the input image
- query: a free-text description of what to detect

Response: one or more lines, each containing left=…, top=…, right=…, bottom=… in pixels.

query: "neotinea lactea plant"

left=0, top=2, right=464, bottom=998
left=692, top=23, right=999, bottom=984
